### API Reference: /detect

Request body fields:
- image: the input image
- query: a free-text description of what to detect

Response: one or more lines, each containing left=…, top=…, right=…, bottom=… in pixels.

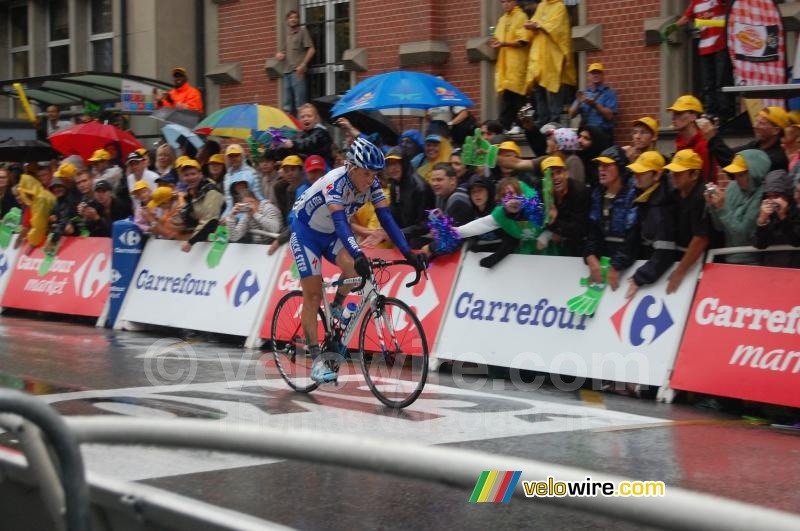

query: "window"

left=48, top=0, right=70, bottom=74
left=9, top=3, right=30, bottom=117
left=300, top=0, right=351, bottom=100
left=90, top=0, right=114, bottom=72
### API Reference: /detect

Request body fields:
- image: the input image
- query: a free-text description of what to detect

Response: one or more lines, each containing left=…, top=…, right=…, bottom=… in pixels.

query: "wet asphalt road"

left=0, top=313, right=798, bottom=530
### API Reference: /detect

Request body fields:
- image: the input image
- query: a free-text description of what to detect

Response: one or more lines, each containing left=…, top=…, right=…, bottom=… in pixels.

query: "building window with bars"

left=300, top=0, right=351, bottom=101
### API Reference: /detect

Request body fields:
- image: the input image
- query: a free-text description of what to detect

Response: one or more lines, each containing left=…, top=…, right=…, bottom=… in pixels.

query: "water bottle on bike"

left=339, top=302, right=358, bottom=329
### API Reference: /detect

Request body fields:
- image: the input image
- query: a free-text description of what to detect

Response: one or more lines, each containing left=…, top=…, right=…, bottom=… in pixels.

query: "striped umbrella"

left=194, top=104, right=302, bottom=139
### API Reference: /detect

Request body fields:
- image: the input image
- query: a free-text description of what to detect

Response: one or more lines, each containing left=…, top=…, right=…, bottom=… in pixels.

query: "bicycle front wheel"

left=358, top=297, right=429, bottom=408
left=271, top=290, right=328, bottom=393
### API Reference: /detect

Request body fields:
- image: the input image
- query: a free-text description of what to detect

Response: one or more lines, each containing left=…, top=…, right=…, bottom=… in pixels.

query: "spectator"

left=568, top=63, right=618, bottom=137
left=207, top=153, right=226, bottom=190
left=278, top=103, right=333, bottom=167
left=576, top=125, right=612, bottom=189
left=784, top=123, right=800, bottom=177
left=125, top=151, right=158, bottom=193
left=702, top=106, right=789, bottom=173
left=88, top=149, right=124, bottom=188
left=147, top=186, right=186, bottom=240
left=304, top=155, right=327, bottom=184
left=407, top=162, right=473, bottom=248
left=34, top=164, right=53, bottom=188
left=131, top=180, right=153, bottom=233
left=46, top=178, right=77, bottom=247
left=663, top=149, right=714, bottom=293
left=0, top=166, right=19, bottom=217
left=383, top=147, right=435, bottom=248
left=524, top=0, right=576, bottom=128
left=541, top=156, right=591, bottom=257
left=583, top=146, right=637, bottom=290
left=227, top=190, right=283, bottom=244
left=223, top=144, right=263, bottom=216
left=41, top=105, right=72, bottom=139
left=16, top=174, right=55, bottom=247
left=480, top=120, right=506, bottom=145
left=446, top=176, right=545, bottom=267
left=275, top=10, right=315, bottom=115
left=196, top=139, right=221, bottom=167
left=464, top=175, right=503, bottom=252
left=450, top=148, right=476, bottom=186
left=519, top=108, right=548, bottom=156
left=492, top=140, right=536, bottom=187
left=399, top=129, right=425, bottom=166
left=622, top=117, right=659, bottom=163
left=154, top=143, right=177, bottom=178
left=417, top=134, right=453, bottom=183
left=706, top=149, right=770, bottom=264
left=77, top=180, right=124, bottom=237
left=623, top=151, right=677, bottom=299
left=155, top=67, right=204, bottom=113
left=489, top=0, right=530, bottom=132
left=178, top=159, right=225, bottom=252
left=668, top=95, right=712, bottom=182
left=73, top=170, right=94, bottom=203
left=754, top=169, right=800, bottom=268
left=257, top=151, right=280, bottom=201
left=268, top=155, right=309, bottom=255
left=547, top=128, right=585, bottom=184
left=676, top=0, right=733, bottom=121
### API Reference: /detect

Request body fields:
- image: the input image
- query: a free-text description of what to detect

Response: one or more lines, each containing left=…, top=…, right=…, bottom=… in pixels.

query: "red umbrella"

left=48, top=122, right=143, bottom=161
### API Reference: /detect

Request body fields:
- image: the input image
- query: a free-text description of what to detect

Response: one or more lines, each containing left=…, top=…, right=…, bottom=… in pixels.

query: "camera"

left=236, top=202, right=251, bottom=212
left=705, top=183, right=718, bottom=196
left=769, top=201, right=781, bottom=210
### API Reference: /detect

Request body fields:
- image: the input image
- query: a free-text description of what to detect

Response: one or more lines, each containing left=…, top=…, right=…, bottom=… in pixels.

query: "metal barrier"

left=705, top=244, right=799, bottom=263
left=66, top=416, right=800, bottom=531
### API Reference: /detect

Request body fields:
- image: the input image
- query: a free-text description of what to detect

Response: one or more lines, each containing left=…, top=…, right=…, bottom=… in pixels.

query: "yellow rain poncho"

left=525, top=0, right=576, bottom=94
left=417, top=137, right=453, bottom=183
left=494, top=6, right=530, bottom=96
left=16, top=174, right=55, bottom=247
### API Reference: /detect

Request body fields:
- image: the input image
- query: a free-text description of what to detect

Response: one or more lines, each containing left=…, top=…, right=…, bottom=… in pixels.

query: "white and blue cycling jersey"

left=291, top=166, right=385, bottom=234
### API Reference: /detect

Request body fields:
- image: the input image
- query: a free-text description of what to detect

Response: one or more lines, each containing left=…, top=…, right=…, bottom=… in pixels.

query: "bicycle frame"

left=320, top=274, right=381, bottom=352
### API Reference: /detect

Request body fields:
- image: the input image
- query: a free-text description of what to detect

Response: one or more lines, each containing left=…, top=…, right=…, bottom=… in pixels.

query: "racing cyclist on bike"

left=290, top=137, right=426, bottom=383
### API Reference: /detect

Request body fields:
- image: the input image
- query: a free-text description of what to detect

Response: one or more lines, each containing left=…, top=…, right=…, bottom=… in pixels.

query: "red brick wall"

left=218, top=1, right=280, bottom=107
left=586, top=1, right=662, bottom=144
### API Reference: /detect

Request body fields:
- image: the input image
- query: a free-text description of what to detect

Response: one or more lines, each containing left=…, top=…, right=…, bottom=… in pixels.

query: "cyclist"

left=290, top=137, right=426, bottom=383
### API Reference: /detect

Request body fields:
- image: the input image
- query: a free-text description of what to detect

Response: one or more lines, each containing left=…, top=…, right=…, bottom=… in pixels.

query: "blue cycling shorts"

left=289, top=221, right=344, bottom=278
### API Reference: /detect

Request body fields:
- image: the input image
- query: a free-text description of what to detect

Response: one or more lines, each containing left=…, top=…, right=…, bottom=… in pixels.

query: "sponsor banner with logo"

left=670, top=264, right=800, bottom=408
left=436, top=254, right=700, bottom=386
left=107, top=220, right=145, bottom=327
left=260, top=248, right=461, bottom=347
left=119, top=240, right=279, bottom=336
left=0, top=236, right=21, bottom=305
left=1, top=237, right=111, bottom=317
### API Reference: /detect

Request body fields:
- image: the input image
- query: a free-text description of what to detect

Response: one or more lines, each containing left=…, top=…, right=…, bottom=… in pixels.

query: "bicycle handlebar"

left=348, top=257, right=428, bottom=293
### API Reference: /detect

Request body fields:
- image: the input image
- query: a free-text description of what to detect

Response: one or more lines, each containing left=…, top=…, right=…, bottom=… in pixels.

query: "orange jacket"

left=160, top=83, right=204, bottom=113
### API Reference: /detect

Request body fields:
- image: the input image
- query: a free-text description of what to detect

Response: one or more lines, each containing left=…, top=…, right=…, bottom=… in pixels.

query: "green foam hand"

left=38, top=233, right=60, bottom=276
left=206, top=225, right=229, bottom=269
left=566, top=256, right=610, bottom=316
left=461, top=128, right=498, bottom=168
left=542, top=168, right=554, bottom=225
left=0, top=207, right=22, bottom=249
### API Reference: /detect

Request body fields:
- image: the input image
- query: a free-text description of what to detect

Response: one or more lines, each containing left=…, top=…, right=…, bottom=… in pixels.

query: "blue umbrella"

left=162, top=123, right=204, bottom=151
left=331, top=71, right=474, bottom=117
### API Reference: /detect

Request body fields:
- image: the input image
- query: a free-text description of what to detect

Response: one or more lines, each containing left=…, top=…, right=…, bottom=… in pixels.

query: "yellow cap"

left=225, top=144, right=244, bottom=156
left=208, top=154, right=225, bottom=165
left=632, top=117, right=658, bottom=136
left=88, top=149, right=111, bottom=162
left=54, top=162, right=78, bottom=179
left=788, top=110, right=800, bottom=125
left=587, top=63, right=604, bottom=73
left=627, top=151, right=665, bottom=174
left=593, top=156, right=616, bottom=164
left=722, top=154, right=748, bottom=174
left=758, top=106, right=790, bottom=129
left=177, top=158, right=201, bottom=171
left=664, top=149, right=704, bottom=172
left=667, top=95, right=703, bottom=114
left=146, top=186, right=174, bottom=209
left=385, top=154, right=403, bottom=160
left=541, top=156, right=566, bottom=170
left=281, top=155, right=303, bottom=166
left=135, top=147, right=148, bottom=157
left=497, top=140, right=521, bottom=156
left=131, top=180, right=150, bottom=193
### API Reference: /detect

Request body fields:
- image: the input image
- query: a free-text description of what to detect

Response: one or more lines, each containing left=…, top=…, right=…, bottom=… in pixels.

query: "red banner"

left=261, top=249, right=461, bottom=349
left=670, top=264, right=800, bottom=408
left=1, top=237, right=111, bottom=317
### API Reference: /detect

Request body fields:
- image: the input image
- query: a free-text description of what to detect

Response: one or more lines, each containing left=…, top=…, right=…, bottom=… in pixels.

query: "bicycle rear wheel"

left=358, top=297, right=429, bottom=408
left=271, top=290, right=328, bottom=392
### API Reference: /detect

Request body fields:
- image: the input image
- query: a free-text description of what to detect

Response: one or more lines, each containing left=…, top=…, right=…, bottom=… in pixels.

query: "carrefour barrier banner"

left=0, top=236, right=21, bottom=304
left=436, top=254, right=700, bottom=386
left=107, top=220, right=144, bottom=327
left=119, top=240, right=280, bottom=336
left=670, top=264, right=800, bottom=408
left=260, top=248, right=461, bottom=347
left=1, top=237, right=111, bottom=317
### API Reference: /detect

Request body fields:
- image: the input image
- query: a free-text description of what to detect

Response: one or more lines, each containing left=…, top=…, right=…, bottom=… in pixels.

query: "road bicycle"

left=270, top=258, right=429, bottom=409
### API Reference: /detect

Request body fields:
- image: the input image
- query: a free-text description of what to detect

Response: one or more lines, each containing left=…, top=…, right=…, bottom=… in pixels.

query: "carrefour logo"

left=118, top=230, right=141, bottom=247
left=0, top=251, right=7, bottom=278
left=225, top=270, right=259, bottom=308
left=610, top=296, right=674, bottom=346
left=73, top=253, right=111, bottom=299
